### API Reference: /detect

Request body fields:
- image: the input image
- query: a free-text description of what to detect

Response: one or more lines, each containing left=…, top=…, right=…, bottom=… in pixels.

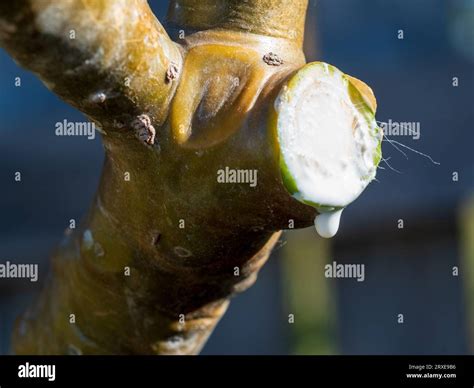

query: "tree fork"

left=1, top=0, right=382, bottom=354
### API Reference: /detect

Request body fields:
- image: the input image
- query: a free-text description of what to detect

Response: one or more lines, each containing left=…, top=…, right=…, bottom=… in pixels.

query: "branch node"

left=263, top=52, right=283, bottom=66
left=132, top=114, right=156, bottom=145
left=166, top=62, right=180, bottom=83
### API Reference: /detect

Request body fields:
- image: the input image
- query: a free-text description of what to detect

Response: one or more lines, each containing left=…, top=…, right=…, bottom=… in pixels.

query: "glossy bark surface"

left=1, top=0, right=316, bottom=354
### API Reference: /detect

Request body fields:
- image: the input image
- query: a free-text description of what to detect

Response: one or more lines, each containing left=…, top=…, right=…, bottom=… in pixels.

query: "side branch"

left=168, top=0, right=308, bottom=47
left=0, top=0, right=182, bottom=127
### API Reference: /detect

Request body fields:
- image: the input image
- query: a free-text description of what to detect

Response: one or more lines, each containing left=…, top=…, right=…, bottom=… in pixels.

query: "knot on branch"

left=132, top=114, right=156, bottom=145
left=263, top=52, right=283, bottom=66
left=166, top=62, right=180, bottom=83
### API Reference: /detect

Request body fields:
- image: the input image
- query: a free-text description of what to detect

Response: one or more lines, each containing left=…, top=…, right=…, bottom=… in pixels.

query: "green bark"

left=1, top=0, right=316, bottom=354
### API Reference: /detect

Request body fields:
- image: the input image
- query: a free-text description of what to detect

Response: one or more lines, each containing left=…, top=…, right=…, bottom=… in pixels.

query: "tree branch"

left=0, top=0, right=182, bottom=128
left=168, top=0, right=308, bottom=47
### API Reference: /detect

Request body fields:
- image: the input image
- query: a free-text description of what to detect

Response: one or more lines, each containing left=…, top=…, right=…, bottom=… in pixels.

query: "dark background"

left=1, top=0, right=473, bottom=354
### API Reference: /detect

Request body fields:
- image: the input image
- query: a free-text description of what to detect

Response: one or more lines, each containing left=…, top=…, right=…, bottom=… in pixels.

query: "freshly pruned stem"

left=1, top=0, right=315, bottom=354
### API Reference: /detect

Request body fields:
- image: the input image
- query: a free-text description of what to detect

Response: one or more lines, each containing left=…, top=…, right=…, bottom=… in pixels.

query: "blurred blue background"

left=1, top=0, right=473, bottom=354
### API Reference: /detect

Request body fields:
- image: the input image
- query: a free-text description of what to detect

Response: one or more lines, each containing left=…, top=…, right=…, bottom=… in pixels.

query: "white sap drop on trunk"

left=314, top=209, right=343, bottom=238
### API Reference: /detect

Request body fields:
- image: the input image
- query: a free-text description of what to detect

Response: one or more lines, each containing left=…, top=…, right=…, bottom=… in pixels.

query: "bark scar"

left=166, top=62, right=179, bottom=83
left=132, top=114, right=156, bottom=145
left=263, top=52, right=283, bottom=66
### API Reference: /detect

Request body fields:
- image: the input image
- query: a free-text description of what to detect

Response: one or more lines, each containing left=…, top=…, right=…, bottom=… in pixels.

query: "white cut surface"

left=275, top=63, right=379, bottom=209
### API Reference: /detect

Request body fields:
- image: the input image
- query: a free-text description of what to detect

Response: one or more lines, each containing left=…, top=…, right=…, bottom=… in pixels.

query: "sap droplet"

left=90, top=92, right=106, bottom=104
left=314, top=209, right=343, bottom=238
